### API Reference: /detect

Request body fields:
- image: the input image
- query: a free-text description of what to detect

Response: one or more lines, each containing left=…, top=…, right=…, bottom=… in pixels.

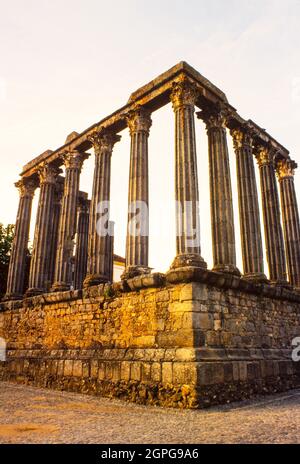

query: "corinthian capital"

left=230, top=127, right=253, bottom=152
left=197, top=104, right=229, bottom=130
left=63, top=150, right=88, bottom=170
left=170, top=79, right=197, bottom=111
left=38, top=163, right=61, bottom=184
left=89, top=130, right=121, bottom=155
left=254, top=145, right=274, bottom=168
left=126, top=106, right=152, bottom=136
left=15, top=178, right=37, bottom=198
left=276, top=158, right=297, bottom=181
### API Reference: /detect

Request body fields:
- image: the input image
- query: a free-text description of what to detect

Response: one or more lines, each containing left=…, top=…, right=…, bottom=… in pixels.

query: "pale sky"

left=0, top=0, right=299, bottom=274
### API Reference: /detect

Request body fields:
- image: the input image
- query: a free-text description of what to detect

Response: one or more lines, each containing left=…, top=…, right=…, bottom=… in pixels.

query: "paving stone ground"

left=0, top=381, right=299, bottom=444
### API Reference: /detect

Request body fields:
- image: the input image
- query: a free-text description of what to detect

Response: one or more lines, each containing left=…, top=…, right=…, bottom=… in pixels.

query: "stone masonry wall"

left=0, top=275, right=300, bottom=408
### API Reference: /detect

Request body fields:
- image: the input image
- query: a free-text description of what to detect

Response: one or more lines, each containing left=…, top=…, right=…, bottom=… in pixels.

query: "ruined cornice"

left=20, top=61, right=289, bottom=178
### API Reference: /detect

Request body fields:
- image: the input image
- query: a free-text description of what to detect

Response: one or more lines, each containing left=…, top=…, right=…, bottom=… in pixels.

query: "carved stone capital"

left=89, top=131, right=121, bottom=155
left=276, top=158, right=297, bottom=181
left=126, top=106, right=152, bottom=136
left=170, top=79, right=198, bottom=111
left=254, top=146, right=274, bottom=167
left=197, top=105, right=229, bottom=130
left=63, top=151, right=88, bottom=170
left=230, top=127, right=253, bottom=151
left=38, top=164, right=61, bottom=185
left=15, top=178, right=37, bottom=198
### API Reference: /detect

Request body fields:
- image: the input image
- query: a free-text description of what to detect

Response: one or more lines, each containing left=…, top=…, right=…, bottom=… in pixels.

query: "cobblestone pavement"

left=0, top=381, right=299, bottom=444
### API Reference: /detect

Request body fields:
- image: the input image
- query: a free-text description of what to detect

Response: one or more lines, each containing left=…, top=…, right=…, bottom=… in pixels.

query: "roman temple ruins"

left=0, top=62, right=300, bottom=408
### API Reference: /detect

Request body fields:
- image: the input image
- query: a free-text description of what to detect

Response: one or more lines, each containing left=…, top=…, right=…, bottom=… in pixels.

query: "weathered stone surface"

left=27, top=165, right=61, bottom=296
left=276, top=159, right=300, bottom=288
left=197, top=105, right=240, bottom=276
left=74, top=196, right=90, bottom=290
left=230, top=126, right=267, bottom=282
left=52, top=151, right=88, bottom=292
left=0, top=280, right=300, bottom=409
left=122, top=107, right=152, bottom=279
left=84, top=132, right=120, bottom=287
left=4, top=179, right=36, bottom=300
left=255, top=146, right=287, bottom=284
left=3, top=62, right=300, bottom=410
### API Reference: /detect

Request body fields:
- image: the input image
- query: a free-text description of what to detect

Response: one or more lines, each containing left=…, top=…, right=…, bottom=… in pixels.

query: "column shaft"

left=122, top=107, right=152, bottom=279
left=48, top=177, right=64, bottom=288
left=84, top=132, right=120, bottom=287
left=277, top=159, right=300, bottom=287
left=231, top=128, right=267, bottom=281
left=104, top=221, right=114, bottom=282
left=198, top=106, right=240, bottom=275
left=74, top=197, right=90, bottom=290
left=27, top=165, right=60, bottom=296
left=170, top=80, right=206, bottom=270
left=4, top=179, right=36, bottom=300
left=52, top=151, right=87, bottom=292
left=255, top=147, right=287, bottom=283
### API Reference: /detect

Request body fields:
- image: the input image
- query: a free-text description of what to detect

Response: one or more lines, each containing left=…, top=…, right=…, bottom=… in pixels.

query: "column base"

left=2, top=293, right=23, bottom=302
left=270, top=279, right=291, bottom=289
left=50, top=282, right=71, bottom=293
left=243, top=272, right=269, bottom=284
left=83, top=274, right=109, bottom=288
left=212, top=264, right=241, bottom=276
left=121, top=266, right=152, bottom=281
left=170, top=253, right=207, bottom=270
left=25, top=288, right=45, bottom=298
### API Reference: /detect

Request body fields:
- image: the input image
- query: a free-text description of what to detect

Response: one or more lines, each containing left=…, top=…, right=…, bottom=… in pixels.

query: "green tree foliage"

left=0, top=224, right=15, bottom=298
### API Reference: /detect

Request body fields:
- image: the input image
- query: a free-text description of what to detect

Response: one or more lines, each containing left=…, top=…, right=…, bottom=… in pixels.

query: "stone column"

left=104, top=220, right=114, bottom=282
left=52, top=151, right=87, bottom=292
left=26, top=164, right=60, bottom=296
left=276, top=159, right=300, bottom=288
left=255, top=146, right=287, bottom=284
left=122, top=107, right=152, bottom=279
left=197, top=106, right=240, bottom=275
left=230, top=127, right=267, bottom=282
left=84, top=132, right=120, bottom=287
left=4, top=178, right=36, bottom=300
left=74, top=196, right=90, bottom=290
left=169, top=80, right=207, bottom=270
left=48, top=177, right=64, bottom=289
